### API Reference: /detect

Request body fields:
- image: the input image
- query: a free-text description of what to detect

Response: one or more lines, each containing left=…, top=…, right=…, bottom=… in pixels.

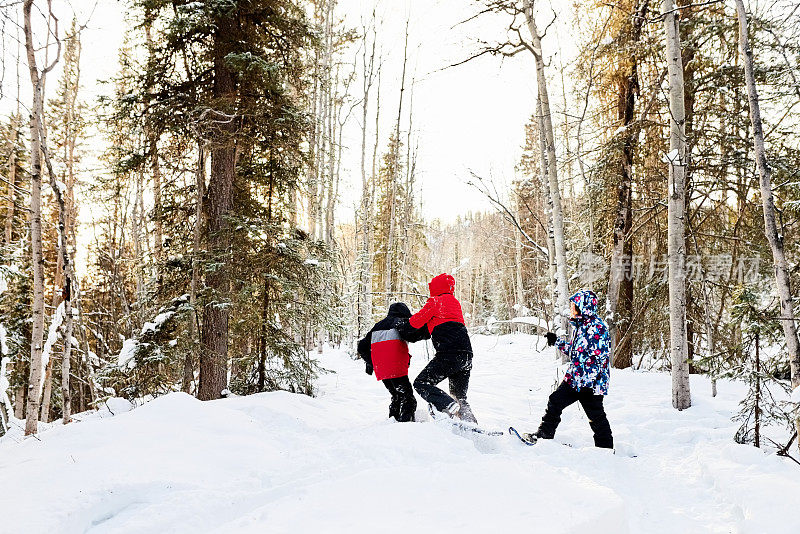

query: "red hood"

left=429, top=273, right=455, bottom=297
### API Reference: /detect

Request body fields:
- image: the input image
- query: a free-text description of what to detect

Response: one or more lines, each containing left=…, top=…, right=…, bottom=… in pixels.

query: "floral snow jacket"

left=555, top=289, right=611, bottom=396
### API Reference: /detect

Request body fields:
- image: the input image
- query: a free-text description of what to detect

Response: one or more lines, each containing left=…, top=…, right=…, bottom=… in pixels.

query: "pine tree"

left=101, top=0, right=337, bottom=400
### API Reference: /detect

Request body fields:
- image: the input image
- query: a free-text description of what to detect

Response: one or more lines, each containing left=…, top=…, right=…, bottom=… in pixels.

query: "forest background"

left=1, top=0, right=799, bottom=455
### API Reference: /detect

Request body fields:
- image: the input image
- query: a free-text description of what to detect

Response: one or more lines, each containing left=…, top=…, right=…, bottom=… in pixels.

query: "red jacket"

left=406, top=274, right=472, bottom=354
left=409, top=273, right=465, bottom=332
left=369, top=328, right=411, bottom=380
left=357, top=303, right=430, bottom=381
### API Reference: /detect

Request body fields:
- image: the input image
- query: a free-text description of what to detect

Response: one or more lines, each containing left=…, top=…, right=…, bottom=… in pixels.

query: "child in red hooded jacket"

left=398, top=273, right=477, bottom=423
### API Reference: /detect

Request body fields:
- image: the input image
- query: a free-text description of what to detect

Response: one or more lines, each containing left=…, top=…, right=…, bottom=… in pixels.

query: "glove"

left=365, top=362, right=373, bottom=375
left=545, top=332, right=558, bottom=347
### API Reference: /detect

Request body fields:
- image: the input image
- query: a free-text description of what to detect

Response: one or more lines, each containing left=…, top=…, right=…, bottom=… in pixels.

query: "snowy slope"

left=1, top=334, right=798, bottom=534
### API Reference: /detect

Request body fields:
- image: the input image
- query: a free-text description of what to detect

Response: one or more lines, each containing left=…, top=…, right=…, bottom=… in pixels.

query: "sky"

left=0, top=0, right=581, bottom=224
left=334, top=0, right=580, bottom=223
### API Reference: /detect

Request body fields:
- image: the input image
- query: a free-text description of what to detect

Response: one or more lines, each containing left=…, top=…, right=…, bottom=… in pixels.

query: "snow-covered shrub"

left=98, top=295, right=193, bottom=400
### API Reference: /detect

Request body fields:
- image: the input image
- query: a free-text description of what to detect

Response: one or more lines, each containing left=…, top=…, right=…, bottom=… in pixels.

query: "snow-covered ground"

left=1, top=334, right=799, bottom=534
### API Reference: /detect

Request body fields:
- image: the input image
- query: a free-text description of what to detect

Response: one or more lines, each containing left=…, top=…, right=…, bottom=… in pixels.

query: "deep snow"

left=1, top=334, right=799, bottom=534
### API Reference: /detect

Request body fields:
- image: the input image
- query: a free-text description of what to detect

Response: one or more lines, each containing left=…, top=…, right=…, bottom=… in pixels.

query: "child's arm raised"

left=395, top=318, right=431, bottom=343
left=408, top=297, right=437, bottom=330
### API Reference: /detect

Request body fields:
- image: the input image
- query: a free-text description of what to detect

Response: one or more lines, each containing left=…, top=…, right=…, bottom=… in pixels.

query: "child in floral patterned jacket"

left=523, top=289, right=614, bottom=448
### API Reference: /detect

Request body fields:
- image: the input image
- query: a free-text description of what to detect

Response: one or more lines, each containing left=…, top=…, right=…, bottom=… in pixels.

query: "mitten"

left=545, top=332, right=558, bottom=346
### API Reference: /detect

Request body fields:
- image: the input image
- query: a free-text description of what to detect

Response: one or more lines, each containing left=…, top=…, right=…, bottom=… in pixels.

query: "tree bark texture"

left=607, top=0, right=650, bottom=369
left=3, top=115, right=20, bottom=246
left=186, top=145, right=205, bottom=394
left=735, top=0, right=800, bottom=444
left=524, top=1, right=569, bottom=334
left=384, top=20, right=409, bottom=307
left=23, top=0, right=51, bottom=435
left=198, top=14, right=237, bottom=401
left=536, top=96, right=557, bottom=333
left=662, top=0, right=691, bottom=410
left=357, top=25, right=376, bottom=333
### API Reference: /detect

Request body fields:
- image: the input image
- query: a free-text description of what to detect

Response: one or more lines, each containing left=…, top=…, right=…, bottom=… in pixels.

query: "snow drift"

left=1, top=334, right=798, bottom=534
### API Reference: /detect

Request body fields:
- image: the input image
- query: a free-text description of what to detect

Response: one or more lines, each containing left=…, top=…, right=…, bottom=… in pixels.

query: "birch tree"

left=536, top=96, right=557, bottom=320
left=521, top=0, right=569, bottom=333
left=662, top=0, right=690, bottom=410
left=357, top=17, right=378, bottom=332
left=734, top=0, right=800, bottom=446
left=46, top=20, right=83, bottom=423
left=23, top=0, right=60, bottom=435
left=384, top=18, right=409, bottom=307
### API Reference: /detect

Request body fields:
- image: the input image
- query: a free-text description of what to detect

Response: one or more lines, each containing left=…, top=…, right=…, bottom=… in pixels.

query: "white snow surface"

left=1, top=334, right=799, bottom=533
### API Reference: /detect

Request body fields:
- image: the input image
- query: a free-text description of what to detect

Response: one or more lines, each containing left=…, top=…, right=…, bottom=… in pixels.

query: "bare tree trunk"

left=40, top=358, right=53, bottom=422
left=23, top=0, right=60, bottom=436
left=60, top=293, right=74, bottom=422
left=662, top=0, right=690, bottom=410
left=735, top=0, right=800, bottom=445
left=318, top=0, right=334, bottom=243
left=514, top=224, right=525, bottom=315
left=357, top=20, right=377, bottom=334
left=0, top=354, right=11, bottom=435
left=3, top=115, right=20, bottom=246
left=307, top=0, right=324, bottom=240
left=324, top=82, right=335, bottom=245
left=144, top=13, right=163, bottom=262
left=151, top=144, right=163, bottom=261
left=370, top=65, right=382, bottom=305
left=73, top=279, right=97, bottom=405
left=63, top=29, right=82, bottom=420
left=186, top=145, right=205, bottom=393
left=607, top=1, right=649, bottom=370
left=385, top=19, right=409, bottom=307
left=401, top=78, right=416, bottom=298
left=308, top=58, right=320, bottom=238
left=537, top=96, right=557, bottom=329
left=14, top=385, right=25, bottom=419
left=132, top=169, right=144, bottom=300
left=258, top=277, right=269, bottom=392
left=42, top=101, right=75, bottom=424
left=198, top=16, right=237, bottom=401
left=523, top=1, right=569, bottom=333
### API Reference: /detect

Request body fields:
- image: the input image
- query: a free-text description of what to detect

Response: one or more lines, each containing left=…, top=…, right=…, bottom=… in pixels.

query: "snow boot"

left=522, top=430, right=552, bottom=443
left=454, top=400, right=477, bottom=424
left=521, top=432, right=539, bottom=443
left=428, top=402, right=460, bottom=420
left=444, top=401, right=461, bottom=417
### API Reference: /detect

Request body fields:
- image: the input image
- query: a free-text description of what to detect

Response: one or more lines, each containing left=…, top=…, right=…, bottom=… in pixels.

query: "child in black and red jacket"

left=358, top=303, right=430, bottom=422
left=398, top=273, right=478, bottom=424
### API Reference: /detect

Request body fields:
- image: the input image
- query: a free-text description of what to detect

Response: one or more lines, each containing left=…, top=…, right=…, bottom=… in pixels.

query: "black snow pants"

left=413, top=351, right=477, bottom=424
left=537, top=381, right=613, bottom=448
left=383, top=376, right=417, bottom=422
